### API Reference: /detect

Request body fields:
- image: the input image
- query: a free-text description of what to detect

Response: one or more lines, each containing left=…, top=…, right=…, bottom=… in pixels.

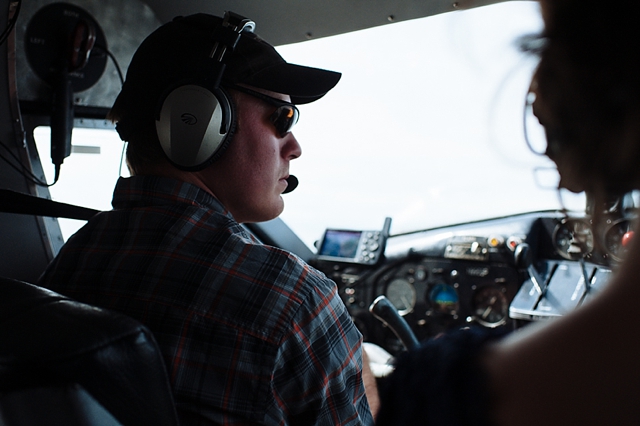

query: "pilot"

left=38, top=12, right=377, bottom=425
left=376, top=0, right=640, bottom=425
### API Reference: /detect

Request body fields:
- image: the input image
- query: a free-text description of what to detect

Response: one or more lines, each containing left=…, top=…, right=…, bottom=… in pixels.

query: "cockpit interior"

left=0, top=0, right=636, bottom=424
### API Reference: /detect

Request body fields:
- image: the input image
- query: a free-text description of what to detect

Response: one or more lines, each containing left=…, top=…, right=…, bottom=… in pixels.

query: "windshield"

left=35, top=1, right=586, bottom=251
left=276, top=1, right=586, bottom=248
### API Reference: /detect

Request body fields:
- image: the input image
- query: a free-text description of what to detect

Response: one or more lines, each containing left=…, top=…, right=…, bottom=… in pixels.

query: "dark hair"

left=107, top=110, right=163, bottom=175
left=529, top=0, right=640, bottom=196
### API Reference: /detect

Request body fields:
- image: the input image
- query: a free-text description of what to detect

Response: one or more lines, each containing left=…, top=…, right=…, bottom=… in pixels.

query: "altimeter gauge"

left=472, top=286, right=508, bottom=327
left=386, top=278, right=417, bottom=316
left=552, top=218, right=594, bottom=259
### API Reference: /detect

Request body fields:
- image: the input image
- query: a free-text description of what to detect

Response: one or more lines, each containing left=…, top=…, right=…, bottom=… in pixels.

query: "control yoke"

left=369, top=295, right=420, bottom=351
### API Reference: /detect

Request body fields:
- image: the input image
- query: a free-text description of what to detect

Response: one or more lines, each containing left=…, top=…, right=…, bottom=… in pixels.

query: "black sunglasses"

left=228, top=84, right=300, bottom=137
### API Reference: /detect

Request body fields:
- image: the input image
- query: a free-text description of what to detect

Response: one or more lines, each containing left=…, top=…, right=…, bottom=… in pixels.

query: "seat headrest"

left=0, top=277, right=179, bottom=426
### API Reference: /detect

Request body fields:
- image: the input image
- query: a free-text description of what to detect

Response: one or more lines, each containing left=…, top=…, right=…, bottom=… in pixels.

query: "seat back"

left=0, top=278, right=179, bottom=426
left=0, top=384, right=122, bottom=425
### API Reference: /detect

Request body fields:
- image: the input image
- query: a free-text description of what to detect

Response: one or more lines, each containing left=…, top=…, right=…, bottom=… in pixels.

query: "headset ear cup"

left=189, top=93, right=237, bottom=171
left=156, top=84, right=234, bottom=171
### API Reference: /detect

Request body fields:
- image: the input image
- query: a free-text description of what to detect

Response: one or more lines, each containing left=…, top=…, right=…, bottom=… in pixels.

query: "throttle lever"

left=369, top=295, right=420, bottom=351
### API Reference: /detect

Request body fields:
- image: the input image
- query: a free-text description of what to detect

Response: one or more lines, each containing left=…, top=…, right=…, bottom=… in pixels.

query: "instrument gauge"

left=472, top=286, right=508, bottom=328
left=428, top=283, right=459, bottom=315
left=385, top=278, right=416, bottom=316
left=604, top=218, right=634, bottom=262
left=552, top=218, right=594, bottom=259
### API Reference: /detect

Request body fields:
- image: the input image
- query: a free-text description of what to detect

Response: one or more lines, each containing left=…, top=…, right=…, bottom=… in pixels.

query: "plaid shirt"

left=38, top=176, right=372, bottom=426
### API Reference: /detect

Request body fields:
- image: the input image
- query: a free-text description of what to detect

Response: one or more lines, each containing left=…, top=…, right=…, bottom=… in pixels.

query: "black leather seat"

left=0, top=277, right=179, bottom=425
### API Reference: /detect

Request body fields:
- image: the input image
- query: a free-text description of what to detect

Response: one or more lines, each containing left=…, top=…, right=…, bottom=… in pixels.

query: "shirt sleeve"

left=269, top=276, right=373, bottom=426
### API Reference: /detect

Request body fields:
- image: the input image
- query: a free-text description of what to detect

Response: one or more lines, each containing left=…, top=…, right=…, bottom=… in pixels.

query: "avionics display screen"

left=318, top=229, right=362, bottom=259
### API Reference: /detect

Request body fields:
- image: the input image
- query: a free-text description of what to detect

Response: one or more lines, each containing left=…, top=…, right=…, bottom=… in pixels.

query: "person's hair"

left=107, top=109, right=165, bottom=175
left=527, top=0, right=640, bottom=197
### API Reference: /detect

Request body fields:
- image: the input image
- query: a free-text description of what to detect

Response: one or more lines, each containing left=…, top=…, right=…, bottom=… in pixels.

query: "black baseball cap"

left=111, top=12, right=341, bottom=127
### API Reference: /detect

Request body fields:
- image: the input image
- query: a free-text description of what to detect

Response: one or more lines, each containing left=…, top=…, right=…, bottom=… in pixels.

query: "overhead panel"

left=15, top=0, right=513, bottom=110
left=139, top=0, right=513, bottom=47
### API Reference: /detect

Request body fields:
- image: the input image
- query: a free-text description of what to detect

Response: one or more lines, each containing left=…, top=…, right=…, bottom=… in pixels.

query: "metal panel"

left=0, top=1, right=55, bottom=281
left=138, top=0, right=511, bottom=46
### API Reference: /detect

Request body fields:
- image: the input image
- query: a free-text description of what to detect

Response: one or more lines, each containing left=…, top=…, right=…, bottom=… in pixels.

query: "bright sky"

left=37, top=1, right=586, bottom=250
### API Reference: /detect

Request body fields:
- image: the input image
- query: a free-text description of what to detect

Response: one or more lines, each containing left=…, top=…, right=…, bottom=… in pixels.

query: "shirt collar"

left=112, top=176, right=232, bottom=218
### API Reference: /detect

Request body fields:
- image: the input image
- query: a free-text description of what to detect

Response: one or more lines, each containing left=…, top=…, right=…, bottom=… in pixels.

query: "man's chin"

left=237, top=201, right=284, bottom=224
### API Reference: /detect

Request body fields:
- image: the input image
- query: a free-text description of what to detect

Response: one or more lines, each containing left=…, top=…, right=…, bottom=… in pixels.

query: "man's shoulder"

left=222, top=234, right=341, bottom=319
left=232, top=233, right=335, bottom=295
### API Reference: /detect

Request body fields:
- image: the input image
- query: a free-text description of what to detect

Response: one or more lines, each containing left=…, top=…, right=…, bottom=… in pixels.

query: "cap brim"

left=240, top=62, right=341, bottom=105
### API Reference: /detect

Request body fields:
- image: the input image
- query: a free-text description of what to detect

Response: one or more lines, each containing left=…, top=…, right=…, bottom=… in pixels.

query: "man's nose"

left=284, top=133, right=302, bottom=160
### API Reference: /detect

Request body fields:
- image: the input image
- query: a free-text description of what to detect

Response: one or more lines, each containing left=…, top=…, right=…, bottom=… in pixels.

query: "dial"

left=428, top=283, right=459, bottom=315
left=386, top=278, right=416, bottom=316
left=472, top=286, right=508, bottom=327
left=604, top=218, right=634, bottom=262
left=552, top=218, right=594, bottom=259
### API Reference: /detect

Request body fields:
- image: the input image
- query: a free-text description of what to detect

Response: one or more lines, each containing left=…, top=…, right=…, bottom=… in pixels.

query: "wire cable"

left=0, top=138, right=58, bottom=186
left=93, top=43, right=128, bottom=177
left=94, top=44, right=125, bottom=86
left=0, top=0, right=21, bottom=47
left=1, top=31, right=125, bottom=187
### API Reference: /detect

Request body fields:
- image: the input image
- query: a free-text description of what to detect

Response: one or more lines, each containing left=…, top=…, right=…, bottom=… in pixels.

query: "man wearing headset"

left=38, top=12, right=376, bottom=426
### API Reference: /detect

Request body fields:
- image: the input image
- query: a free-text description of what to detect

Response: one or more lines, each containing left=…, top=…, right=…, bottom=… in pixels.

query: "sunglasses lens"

left=271, top=106, right=299, bottom=136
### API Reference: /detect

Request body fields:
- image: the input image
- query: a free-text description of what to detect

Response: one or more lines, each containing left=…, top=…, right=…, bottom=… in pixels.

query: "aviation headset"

left=155, top=12, right=256, bottom=171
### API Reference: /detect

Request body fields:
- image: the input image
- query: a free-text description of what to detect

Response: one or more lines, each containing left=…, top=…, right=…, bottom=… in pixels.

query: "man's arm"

left=271, top=280, right=374, bottom=425
left=362, top=346, right=380, bottom=419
